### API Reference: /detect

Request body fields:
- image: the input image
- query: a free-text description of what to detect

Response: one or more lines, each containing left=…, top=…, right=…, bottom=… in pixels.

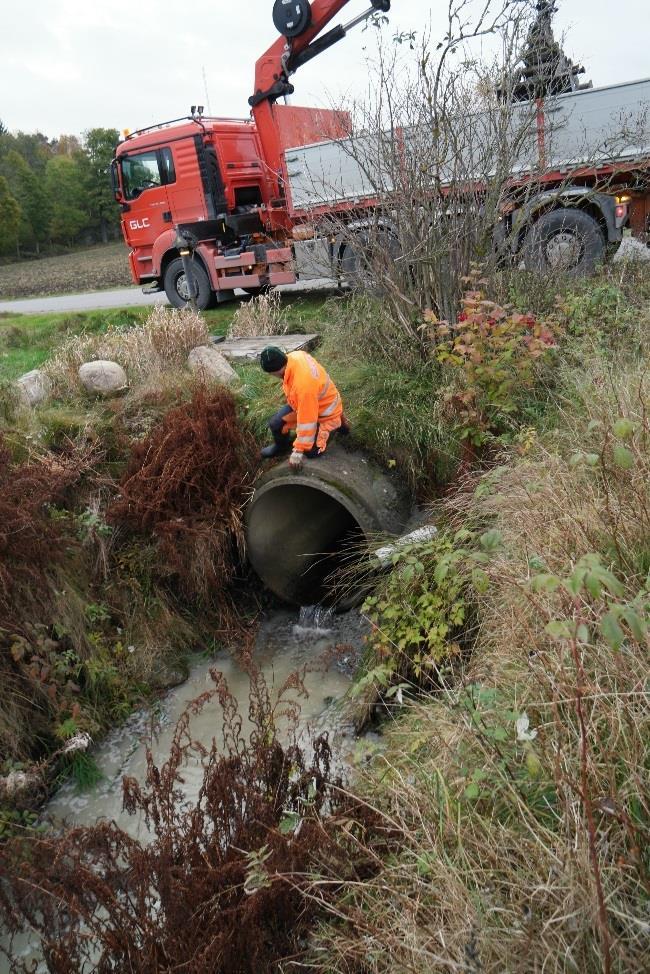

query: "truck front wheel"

left=522, top=208, right=605, bottom=277
left=163, top=257, right=213, bottom=310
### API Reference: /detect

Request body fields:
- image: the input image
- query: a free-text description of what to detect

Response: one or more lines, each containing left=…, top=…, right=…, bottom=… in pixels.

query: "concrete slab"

left=212, top=333, right=320, bottom=361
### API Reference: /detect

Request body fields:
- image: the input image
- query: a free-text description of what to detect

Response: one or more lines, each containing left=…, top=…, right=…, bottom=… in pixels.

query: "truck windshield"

left=121, top=149, right=167, bottom=200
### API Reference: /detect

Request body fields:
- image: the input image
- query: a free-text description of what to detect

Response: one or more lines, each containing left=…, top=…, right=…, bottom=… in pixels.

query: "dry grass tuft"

left=227, top=289, right=288, bottom=339
left=45, top=305, right=209, bottom=396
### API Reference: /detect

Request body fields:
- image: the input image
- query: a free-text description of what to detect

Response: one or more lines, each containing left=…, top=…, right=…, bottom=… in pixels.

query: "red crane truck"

left=110, top=0, right=650, bottom=309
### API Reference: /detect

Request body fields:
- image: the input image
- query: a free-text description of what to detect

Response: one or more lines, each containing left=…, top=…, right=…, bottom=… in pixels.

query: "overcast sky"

left=1, top=0, right=647, bottom=140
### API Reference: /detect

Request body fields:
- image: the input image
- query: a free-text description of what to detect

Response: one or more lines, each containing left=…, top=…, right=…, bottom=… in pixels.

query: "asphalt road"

left=0, top=279, right=339, bottom=315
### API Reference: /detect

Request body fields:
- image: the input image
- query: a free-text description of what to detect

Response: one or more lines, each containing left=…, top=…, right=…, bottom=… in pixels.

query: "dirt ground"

left=0, top=244, right=132, bottom=299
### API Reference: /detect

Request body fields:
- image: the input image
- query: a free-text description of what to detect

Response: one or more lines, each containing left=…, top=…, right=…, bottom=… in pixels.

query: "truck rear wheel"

left=522, top=208, right=605, bottom=277
left=164, top=257, right=213, bottom=310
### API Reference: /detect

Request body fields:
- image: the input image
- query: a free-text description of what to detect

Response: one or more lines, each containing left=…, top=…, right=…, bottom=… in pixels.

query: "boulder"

left=187, top=345, right=239, bottom=386
left=78, top=360, right=128, bottom=396
left=16, top=369, right=51, bottom=407
left=613, top=236, right=650, bottom=263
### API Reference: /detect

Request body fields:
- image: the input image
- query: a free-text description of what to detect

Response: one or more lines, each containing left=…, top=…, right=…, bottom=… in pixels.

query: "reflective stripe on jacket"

left=282, top=351, right=343, bottom=453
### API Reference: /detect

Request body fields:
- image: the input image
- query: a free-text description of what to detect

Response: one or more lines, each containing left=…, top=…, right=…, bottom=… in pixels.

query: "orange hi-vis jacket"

left=281, top=351, right=343, bottom=454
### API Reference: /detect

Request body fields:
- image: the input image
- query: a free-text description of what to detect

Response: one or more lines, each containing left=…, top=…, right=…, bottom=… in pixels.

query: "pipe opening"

left=246, top=483, right=366, bottom=606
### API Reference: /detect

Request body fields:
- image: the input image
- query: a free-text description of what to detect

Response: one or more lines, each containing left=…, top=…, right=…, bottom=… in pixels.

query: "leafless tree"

left=287, top=0, right=649, bottom=353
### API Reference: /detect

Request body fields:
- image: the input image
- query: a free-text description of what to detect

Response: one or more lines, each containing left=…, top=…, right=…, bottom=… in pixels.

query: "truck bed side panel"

left=284, top=79, right=650, bottom=213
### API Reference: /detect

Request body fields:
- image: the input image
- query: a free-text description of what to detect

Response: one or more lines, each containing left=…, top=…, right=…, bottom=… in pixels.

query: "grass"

left=0, top=308, right=150, bottom=381
left=0, top=293, right=331, bottom=382
left=302, top=268, right=650, bottom=973
left=1, top=262, right=648, bottom=971
left=305, top=356, right=650, bottom=972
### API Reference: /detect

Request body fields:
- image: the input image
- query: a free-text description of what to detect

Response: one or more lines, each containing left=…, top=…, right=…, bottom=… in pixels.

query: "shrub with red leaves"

left=108, top=387, right=258, bottom=605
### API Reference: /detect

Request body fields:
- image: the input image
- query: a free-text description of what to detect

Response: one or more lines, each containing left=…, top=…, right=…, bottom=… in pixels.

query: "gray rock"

left=78, top=360, right=128, bottom=396
left=613, top=236, right=650, bottom=263
left=16, top=369, right=51, bottom=407
left=188, top=345, right=239, bottom=386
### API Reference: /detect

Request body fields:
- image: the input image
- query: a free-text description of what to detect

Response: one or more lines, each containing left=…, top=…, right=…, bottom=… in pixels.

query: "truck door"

left=119, top=146, right=175, bottom=248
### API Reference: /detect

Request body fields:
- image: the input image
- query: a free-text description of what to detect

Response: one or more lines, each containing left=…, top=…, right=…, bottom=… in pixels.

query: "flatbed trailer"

left=110, top=2, right=650, bottom=307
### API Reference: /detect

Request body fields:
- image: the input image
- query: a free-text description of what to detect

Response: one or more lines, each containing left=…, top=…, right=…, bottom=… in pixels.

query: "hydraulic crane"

left=250, top=1, right=391, bottom=202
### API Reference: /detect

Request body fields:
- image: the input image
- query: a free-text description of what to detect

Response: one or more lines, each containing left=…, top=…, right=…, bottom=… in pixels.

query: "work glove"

left=289, top=450, right=304, bottom=471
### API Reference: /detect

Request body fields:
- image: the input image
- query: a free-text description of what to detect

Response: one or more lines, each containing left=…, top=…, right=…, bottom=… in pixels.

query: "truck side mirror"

left=110, top=159, right=122, bottom=202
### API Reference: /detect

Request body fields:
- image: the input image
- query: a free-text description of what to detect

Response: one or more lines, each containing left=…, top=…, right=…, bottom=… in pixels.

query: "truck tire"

left=163, top=257, right=213, bottom=310
left=522, top=208, right=605, bottom=277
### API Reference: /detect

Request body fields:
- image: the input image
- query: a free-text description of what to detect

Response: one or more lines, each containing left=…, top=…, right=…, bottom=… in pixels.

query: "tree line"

left=0, top=121, right=121, bottom=259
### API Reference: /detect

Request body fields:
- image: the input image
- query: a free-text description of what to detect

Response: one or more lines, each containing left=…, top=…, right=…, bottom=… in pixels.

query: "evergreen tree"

left=44, top=155, right=88, bottom=246
left=2, top=149, right=51, bottom=254
left=82, top=127, right=120, bottom=243
left=0, top=174, right=21, bottom=256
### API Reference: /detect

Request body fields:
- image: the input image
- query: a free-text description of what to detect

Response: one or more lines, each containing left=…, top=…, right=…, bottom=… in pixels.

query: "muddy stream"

left=4, top=608, right=373, bottom=971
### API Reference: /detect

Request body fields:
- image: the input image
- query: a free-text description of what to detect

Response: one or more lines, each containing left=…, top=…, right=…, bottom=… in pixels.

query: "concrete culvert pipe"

left=245, top=445, right=409, bottom=608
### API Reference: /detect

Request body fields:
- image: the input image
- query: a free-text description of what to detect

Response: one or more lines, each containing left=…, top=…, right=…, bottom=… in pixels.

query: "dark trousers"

left=268, top=405, right=320, bottom=458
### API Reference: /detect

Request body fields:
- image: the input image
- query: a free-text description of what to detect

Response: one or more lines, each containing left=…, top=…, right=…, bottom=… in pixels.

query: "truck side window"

left=121, top=148, right=176, bottom=200
left=121, top=151, right=162, bottom=200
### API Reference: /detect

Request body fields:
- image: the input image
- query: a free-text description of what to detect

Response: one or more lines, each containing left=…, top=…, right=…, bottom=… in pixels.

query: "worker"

left=259, top=346, right=348, bottom=469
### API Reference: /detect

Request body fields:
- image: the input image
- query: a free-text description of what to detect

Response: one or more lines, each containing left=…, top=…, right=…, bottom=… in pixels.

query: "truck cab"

left=112, top=116, right=293, bottom=307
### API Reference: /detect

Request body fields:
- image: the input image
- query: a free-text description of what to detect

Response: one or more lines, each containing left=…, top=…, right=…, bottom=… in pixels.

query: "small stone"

left=0, top=770, right=40, bottom=798
left=188, top=345, right=239, bottom=386
left=613, top=236, right=650, bottom=263
left=16, top=369, right=51, bottom=407
left=78, top=360, right=128, bottom=396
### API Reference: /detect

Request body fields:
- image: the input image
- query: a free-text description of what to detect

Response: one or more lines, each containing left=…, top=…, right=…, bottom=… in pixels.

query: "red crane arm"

left=249, top=1, right=390, bottom=203
left=251, top=1, right=352, bottom=109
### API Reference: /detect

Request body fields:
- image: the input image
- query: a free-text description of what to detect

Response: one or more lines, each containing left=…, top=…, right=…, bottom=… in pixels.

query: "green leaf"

left=464, top=782, right=480, bottom=800
left=479, top=529, right=502, bottom=553
left=472, top=568, right=490, bottom=593
left=584, top=573, right=602, bottom=600
left=593, top=565, right=624, bottom=598
left=612, top=445, right=634, bottom=470
left=600, top=611, right=624, bottom=651
left=545, top=620, right=572, bottom=641
left=584, top=453, right=600, bottom=467
left=279, top=812, right=300, bottom=835
left=576, top=623, right=590, bottom=644
left=525, top=749, right=543, bottom=779
left=434, top=558, right=450, bottom=584
left=613, top=418, right=635, bottom=441
left=621, top=608, right=647, bottom=643
left=530, top=573, right=560, bottom=594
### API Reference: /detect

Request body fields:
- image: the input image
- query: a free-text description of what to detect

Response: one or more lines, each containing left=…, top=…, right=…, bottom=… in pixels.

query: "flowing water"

left=44, top=608, right=364, bottom=837
left=3, top=608, right=368, bottom=971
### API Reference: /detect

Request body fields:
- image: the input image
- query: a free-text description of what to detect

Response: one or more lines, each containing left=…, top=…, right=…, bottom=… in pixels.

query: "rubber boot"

left=260, top=432, right=291, bottom=459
